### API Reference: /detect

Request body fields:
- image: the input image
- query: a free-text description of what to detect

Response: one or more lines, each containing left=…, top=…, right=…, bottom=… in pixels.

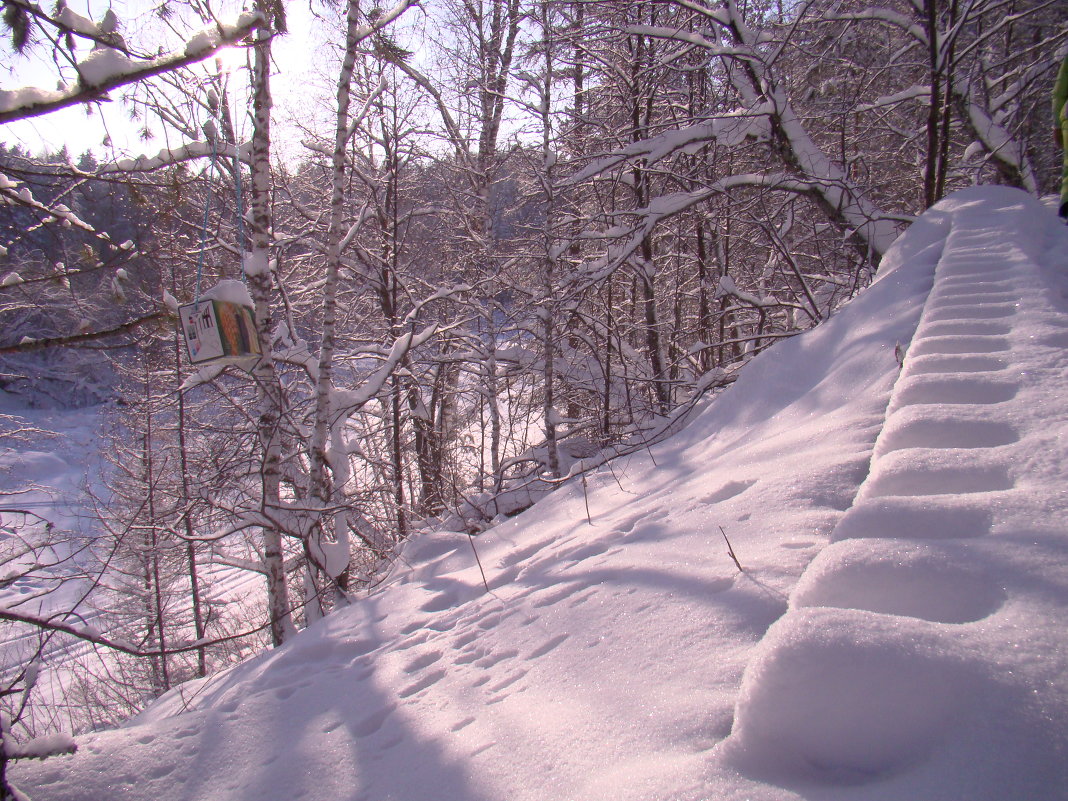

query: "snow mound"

left=791, top=539, right=1006, bottom=624
left=723, top=607, right=981, bottom=783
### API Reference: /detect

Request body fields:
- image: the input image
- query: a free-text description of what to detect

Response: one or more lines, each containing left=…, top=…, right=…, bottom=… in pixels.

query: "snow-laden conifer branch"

left=3, top=0, right=129, bottom=53
left=0, top=11, right=263, bottom=124
left=0, top=172, right=98, bottom=236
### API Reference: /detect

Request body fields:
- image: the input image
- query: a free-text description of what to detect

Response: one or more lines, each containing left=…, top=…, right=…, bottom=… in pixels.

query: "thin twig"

left=719, top=526, right=744, bottom=572
left=581, top=472, right=592, bottom=525
left=467, top=533, right=491, bottom=593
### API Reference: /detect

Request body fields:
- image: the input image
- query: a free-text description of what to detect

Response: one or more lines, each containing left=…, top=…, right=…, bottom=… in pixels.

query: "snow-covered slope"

left=14, top=187, right=1068, bottom=800
left=0, top=394, right=105, bottom=684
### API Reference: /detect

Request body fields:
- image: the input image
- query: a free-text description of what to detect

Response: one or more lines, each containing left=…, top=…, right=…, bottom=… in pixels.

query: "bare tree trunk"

left=172, top=266, right=206, bottom=676
left=144, top=435, right=170, bottom=691
left=538, top=0, right=560, bottom=478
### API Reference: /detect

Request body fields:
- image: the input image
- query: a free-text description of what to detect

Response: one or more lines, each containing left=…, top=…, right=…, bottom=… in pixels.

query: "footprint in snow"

left=473, top=648, right=518, bottom=669
left=498, top=540, right=553, bottom=569
left=1037, top=330, right=1068, bottom=349
left=420, top=592, right=456, bottom=613
left=877, top=418, right=1018, bottom=452
left=701, top=479, right=757, bottom=506
left=349, top=703, right=396, bottom=737
left=921, top=320, right=1011, bottom=337
left=865, top=462, right=1013, bottom=498
left=792, top=541, right=1006, bottom=625
left=569, top=587, right=599, bottom=607
left=403, top=650, right=443, bottom=673
left=452, top=630, right=479, bottom=649
left=486, top=669, right=527, bottom=694
left=398, top=668, right=447, bottom=698
left=924, top=304, right=1015, bottom=322
left=396, top=631, right=431, bottom=650
left=897, top=352, right=1003, bottom=375
left=450, top=716, right=476, bottom=732
left=146, top=763, right=176, bottom=780
left=530, top=583, right=585, bottom=608
left=559, top=542, right=608, bottom=565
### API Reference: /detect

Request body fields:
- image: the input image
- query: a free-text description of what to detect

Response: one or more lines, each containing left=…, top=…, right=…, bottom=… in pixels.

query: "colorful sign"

left=180, top=299, right=262, bottom=365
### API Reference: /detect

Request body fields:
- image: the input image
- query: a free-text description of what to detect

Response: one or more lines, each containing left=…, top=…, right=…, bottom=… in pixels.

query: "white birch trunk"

left=247, top=7, right=295, bottom=646
left=305, top=0, right=366, bottom=614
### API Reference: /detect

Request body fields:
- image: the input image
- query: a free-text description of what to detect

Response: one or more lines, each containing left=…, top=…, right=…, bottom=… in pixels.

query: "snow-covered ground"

left=0, top=387, right=129, bottom=746
left=12, top=186, right=1068, bottom=800
left=0, top=392, right=105, bottom=683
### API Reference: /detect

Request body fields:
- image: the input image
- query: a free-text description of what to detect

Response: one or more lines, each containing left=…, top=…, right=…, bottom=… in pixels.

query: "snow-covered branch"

left=329, top=324, right=440, bottom=419
left=0, top=11, right=263, bottom=124
left=0, top=311, right=169, bottom=354
left=98, top=139, right=249, bottom=174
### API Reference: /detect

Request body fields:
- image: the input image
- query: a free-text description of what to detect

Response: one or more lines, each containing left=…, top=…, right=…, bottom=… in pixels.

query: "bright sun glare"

left=214, top=45, right=249, bottom=75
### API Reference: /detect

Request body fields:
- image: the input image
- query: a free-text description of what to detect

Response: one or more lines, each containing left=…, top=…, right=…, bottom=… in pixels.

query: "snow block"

left=862, top=451, right=1014, bottom=497
left=720, top=607, right=977, bottom=784
left=831, top=496, right=992, bottom=541
left=790, top=539, right=1005, bottom=624
left=874, top=412, right=1019, bottom=454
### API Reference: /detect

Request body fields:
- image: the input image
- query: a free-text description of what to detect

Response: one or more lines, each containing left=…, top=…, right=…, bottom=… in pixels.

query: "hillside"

left=12, top=185, right=1068, bottom=800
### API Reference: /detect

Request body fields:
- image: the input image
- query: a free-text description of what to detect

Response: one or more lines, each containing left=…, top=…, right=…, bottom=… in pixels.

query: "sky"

left=6, top=185, right=1068, bottom=800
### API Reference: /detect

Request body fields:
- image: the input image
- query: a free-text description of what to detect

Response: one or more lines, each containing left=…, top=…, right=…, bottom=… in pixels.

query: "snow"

left=183, top=31, right=216, bottom=57
left=242, top=252, right=269, bottom=278
left=102, top=140, right=233, bottom=174
left=722, top=186, right=1068, bottom=795
left=76, top=49, right=137, bottom=87
left=10, top=186, right=1068, bottom=800
left=200, top=279, right=254, bottom=307
left=0, top=392, right=107, bottom=728
left=0, top=87, right=65, bottom=116
left=54, top=8, right=101, bottom=39
left=4, top=733, right=77, bottom=761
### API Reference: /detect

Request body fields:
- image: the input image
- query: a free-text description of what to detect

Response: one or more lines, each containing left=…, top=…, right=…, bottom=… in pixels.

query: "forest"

left=0, top=0, right=1064, bottom=785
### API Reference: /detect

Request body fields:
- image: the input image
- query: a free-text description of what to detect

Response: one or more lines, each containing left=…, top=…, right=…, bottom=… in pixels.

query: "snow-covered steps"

left=718, top=188, right=1068, bottom=796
